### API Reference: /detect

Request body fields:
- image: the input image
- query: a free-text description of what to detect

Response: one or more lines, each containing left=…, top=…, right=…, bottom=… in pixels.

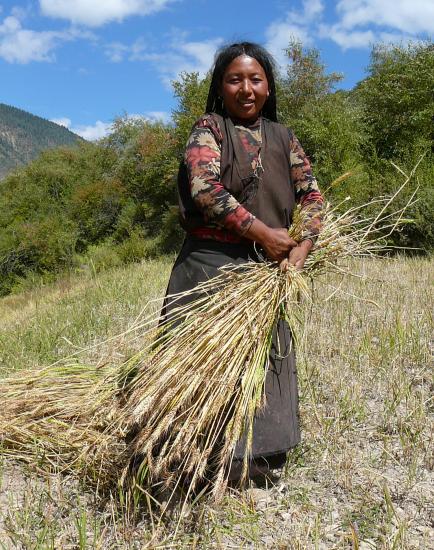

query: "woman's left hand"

left=280, top=239, right=313, bottom=271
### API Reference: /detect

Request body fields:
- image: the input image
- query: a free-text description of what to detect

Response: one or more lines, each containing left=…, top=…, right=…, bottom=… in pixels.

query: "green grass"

left=0, top=255, right=433, bottom=548
left=0, top=256, right=174, bottom=375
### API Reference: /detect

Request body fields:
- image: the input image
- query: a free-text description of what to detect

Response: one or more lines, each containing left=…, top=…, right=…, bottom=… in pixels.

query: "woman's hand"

left=280, top=239, right=313, bottom=271
left=244, top=219, right=298, bottom=261
left=261, top=228, right=298, bottom=261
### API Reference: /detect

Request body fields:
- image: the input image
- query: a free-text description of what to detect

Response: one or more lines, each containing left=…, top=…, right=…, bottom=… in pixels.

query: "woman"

left=164, top=42, right=323, bottom=480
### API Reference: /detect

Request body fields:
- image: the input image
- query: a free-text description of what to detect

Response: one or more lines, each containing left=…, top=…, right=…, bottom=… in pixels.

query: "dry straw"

left=0, top=161, right=421, bottom=504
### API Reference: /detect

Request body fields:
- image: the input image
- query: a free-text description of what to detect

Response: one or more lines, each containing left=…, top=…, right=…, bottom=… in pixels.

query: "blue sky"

left=0, top=0, right=432, bottom=139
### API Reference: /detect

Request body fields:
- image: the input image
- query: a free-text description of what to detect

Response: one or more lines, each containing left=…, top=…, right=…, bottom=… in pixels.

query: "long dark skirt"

left=162, top=237, right=300, bottom=472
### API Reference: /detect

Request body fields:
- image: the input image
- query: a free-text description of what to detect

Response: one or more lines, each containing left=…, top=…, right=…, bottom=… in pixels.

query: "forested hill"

left=0, top=103, right=82, bottom=179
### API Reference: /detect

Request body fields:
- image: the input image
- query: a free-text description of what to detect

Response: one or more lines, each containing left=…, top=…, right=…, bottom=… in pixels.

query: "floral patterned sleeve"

left=184, top=116, right=255, bottom=235
left=289, top=130, right=324, bottom=241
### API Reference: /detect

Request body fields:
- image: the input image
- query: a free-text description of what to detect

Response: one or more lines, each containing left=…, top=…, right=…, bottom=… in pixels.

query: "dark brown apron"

left=162, top=237, right=300, bottom=464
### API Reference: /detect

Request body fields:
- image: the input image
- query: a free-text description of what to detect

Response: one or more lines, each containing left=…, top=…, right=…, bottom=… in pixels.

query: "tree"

left=291, top=91, right=368, bottom=190
left=356, top=41, right=434, bottom=159
left=276, top=41, right=366, bottom=189
left=277, top=40, right=343, bottom=123
left=172, top=71, right=211, bottom=154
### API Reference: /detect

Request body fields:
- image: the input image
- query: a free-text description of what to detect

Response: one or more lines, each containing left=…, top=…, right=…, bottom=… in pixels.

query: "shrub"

left=69, top=179, right=126, bottom=246
left=74, top=241, right=122, bottom=274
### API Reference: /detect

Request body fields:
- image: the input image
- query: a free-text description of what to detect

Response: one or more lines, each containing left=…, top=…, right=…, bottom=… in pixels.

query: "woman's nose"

left=240, top=79, right=252, bottom=94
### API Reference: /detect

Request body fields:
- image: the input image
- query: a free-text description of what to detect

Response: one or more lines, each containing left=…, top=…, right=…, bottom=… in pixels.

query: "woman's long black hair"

left=205, top=42, right=278, bottom=122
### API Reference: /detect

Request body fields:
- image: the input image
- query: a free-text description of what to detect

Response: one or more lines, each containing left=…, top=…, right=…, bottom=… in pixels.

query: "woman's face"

left=220, top=55, right=269, bottom=122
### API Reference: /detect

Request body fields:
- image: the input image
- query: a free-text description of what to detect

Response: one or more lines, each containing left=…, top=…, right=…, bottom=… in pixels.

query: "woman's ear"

left=267, top=90, right=270, bottom=97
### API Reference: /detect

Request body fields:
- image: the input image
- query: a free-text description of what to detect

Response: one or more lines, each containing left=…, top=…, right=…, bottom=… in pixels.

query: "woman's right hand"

left=260, top=227, right=298, bottom=261
left=245, top=219, right=297, bottom=261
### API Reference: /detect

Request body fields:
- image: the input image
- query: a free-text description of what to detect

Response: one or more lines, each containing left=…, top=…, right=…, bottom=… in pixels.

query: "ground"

left=0, top=256, right=432, bottom=549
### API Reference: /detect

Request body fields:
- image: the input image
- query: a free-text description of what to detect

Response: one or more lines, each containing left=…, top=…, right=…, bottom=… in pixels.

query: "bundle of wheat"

left=115, top=190, right=415, bottom=500
left=0, top=362, right=126, bottom=488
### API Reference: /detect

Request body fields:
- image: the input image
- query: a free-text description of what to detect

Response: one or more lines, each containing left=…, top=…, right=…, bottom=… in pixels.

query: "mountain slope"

left=0, top=103, right=83, bottom=179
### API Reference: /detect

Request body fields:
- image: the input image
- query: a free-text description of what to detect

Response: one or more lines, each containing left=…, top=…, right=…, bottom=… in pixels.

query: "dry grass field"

left=0, top=255, right=432, bottom=549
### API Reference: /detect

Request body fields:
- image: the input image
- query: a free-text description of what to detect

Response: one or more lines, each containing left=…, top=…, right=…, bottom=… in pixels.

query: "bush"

left=356, top=41, right=434, bottom=159
left=1, top=40, right=432, bottom=296
left=0, top=215, right=77, bottom=295
left=74, top=241, right=122, bottom=274
left=116, top=229, right=149, bottom=263
left=69, top=179, right=126, bottom=246
left=288, top=91, right=368, bottom=189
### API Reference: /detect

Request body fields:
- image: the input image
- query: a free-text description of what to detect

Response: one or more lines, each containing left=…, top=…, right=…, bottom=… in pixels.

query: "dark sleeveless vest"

left=178, top=114, right=296, bottom=231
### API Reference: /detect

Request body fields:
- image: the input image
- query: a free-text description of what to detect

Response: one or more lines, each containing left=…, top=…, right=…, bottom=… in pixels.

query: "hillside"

left=0, top=103, right=82, bottom=179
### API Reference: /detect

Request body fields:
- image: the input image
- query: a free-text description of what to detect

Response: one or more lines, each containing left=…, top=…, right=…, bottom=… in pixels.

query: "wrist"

left=244, top=218, right=271, bottom=246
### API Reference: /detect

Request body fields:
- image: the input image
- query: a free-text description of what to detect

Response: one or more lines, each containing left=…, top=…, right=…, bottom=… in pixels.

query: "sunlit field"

left=0, top=255, right=432, bottom=549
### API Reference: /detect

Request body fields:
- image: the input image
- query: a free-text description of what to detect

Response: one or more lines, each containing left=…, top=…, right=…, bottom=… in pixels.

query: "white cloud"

left=51, top=112, right=172, bottom=141
left=0, top=13, right=93, bottom=63
left=104, top=36, right=148, bottom=62
left=50, top=117, right=72, bottom=127
left=142, top=111, right=172, bottom=123
left=335, top=0, right=434, bottom=35
left=318, top=24, right=376, bottom=49
left=106, top=35, right=222, bottom=86
left=265, top=22, right=311, bottom=67
left=71, top=120, right=113, bottom=140
left=39, top=0, right=175, bottom=27
left=320, top=0, right=434, bottom=49
left=0, top=15, right=65, bottom=63
left=321, top=27, right=417, bottom=50
left=303, top=0, right=324, bottom=19
left=51, top=117, right=112, bottom=140
left=105, top=41, right=130, bottom=62
left=154, top=38, right=222, bottom=84
left=265, top=0, right=323, bottom=66
left=123, top=111, right=172, bottom=123
left=266, top=0, right=433, bottom=53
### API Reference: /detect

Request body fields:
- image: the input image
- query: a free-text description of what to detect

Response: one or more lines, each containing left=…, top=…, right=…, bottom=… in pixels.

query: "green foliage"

left=0, top=141, right=118, bottom=294
left=362, top=154, right=434, bottom=251
left=276, top=40, right=433, bottom=250
left=276, top=41, right=367, bottom=196
left=277, top=40, right=343, bottom=122
left=157, top=205, right=186, bottom=253
left=69, top=179, right=126, bottom=246
left=0, top=214, right=77, bottom=295
left=103, top=116, right=180, bottom=240
left=0, top=40, right=432, bottom=296
left=356, top=42, right=434, bottom=159
left=74, top=241, right=122, bottom=273
left=0, top=110, right=184, bottom=294
left=116, top=229, right=152, bottom=263
left=172, top=72, right=211, bottom=152
left=288, top=91, right=368, bottom=188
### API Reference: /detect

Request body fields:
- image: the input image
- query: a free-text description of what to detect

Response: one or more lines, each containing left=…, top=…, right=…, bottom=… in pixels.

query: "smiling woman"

left=220, top=55, right=270, bottom=122
left=162, top=41, right=324, bottom=482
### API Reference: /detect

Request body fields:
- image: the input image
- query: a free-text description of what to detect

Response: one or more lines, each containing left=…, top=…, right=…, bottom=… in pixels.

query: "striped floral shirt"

left=184, top=114, right=323, bottom=242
